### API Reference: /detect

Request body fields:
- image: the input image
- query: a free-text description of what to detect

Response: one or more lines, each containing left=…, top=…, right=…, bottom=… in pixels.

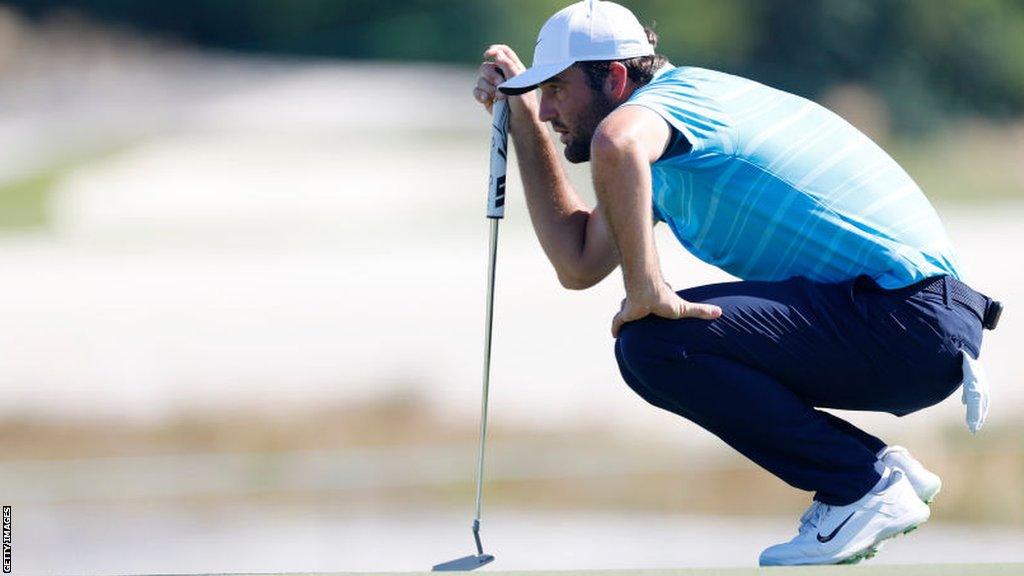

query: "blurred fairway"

left=1, top=401, right=1022, bottom=526
left=176, top=564, right=1024, bottom=575
left=889, top=124, right=1024, bottom=203
left=2, top=122, right=1021, bottom=233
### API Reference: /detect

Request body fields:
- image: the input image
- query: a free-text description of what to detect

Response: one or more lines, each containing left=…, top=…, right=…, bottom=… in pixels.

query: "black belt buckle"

left=983, top=300, right=1003, bottom=330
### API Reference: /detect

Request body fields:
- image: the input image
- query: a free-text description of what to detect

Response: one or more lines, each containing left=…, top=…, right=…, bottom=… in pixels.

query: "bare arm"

left=590, top=105, right=666, bottom=295
left=475, top=46, right=616, bottom=289
left=506, top=97, right=618, bottom=289
left=591, top=105, right=722, bottom=336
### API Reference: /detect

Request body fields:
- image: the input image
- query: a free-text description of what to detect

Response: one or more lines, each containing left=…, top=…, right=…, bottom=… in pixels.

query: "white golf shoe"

left=759, top=468, right=930, bottom=566
left=878, top=445, right=942, bottom=503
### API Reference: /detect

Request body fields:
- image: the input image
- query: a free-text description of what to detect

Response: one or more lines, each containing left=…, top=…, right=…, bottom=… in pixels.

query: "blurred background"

left=0, top=1, right=1022, bottom=574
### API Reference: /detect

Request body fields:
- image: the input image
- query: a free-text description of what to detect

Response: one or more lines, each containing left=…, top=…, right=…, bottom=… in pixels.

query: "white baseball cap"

left=498, top=0, right=654, bottom=95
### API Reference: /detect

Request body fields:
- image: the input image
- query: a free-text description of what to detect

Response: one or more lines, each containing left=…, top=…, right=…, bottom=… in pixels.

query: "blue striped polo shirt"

left=624, top=65, right=961, bottom=288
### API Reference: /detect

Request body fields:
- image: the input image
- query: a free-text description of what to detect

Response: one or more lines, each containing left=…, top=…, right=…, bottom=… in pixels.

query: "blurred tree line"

left=9, top=0, right=1024, bottom=133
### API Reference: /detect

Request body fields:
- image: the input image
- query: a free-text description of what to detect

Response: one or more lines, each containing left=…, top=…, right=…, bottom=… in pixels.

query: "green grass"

left=172, top=564, right=1024, bottom=576
left=0, top=144, right=134, bottom=230
left=0, top=168, right=63, bottom=229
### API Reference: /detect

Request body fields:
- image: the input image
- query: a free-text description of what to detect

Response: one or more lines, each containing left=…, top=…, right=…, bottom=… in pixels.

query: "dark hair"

left=576, top=26, right=668, bottom=91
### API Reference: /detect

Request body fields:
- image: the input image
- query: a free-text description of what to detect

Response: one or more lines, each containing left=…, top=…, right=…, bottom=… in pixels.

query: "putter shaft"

left=474, top=218, right=500, bottom=533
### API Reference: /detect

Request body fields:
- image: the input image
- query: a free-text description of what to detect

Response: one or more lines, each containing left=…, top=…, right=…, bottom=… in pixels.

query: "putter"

left=432, top=98, right=509, bottom=572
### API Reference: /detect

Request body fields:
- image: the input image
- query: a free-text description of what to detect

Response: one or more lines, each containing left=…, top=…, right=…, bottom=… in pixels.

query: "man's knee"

left=614, top=323, right=712, bottom=421
left=616, top=317, right=698, bottom=387
left=617, top=315, right=705, bottom=366
left=614, top=335, right=680, bottom=413
left=617, top=318, right=661, bottom=369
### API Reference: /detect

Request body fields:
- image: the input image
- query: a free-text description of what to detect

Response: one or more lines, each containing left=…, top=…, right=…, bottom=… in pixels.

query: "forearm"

left=590, top=135, right=662, bottom=296
left=508, top=112, right=593, bottom=282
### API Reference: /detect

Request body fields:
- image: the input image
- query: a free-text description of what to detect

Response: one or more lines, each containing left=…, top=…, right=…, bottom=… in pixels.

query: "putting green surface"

left=183, top=565, right=1023, bottom=576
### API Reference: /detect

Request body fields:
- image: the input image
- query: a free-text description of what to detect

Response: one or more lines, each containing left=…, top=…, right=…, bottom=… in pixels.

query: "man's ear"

left=604, top=61, right=630, bottom=101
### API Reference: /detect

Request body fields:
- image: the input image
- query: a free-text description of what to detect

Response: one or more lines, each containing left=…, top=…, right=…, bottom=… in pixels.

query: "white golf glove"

left=960, top=350, right=990, bottom=434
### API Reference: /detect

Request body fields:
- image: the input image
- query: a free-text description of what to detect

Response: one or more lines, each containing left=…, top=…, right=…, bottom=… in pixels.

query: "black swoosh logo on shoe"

left=817, top=512, right=855, bottom=543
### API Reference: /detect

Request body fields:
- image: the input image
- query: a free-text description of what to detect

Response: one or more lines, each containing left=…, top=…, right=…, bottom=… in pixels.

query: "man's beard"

left=562, top=91, right=618, bottom=164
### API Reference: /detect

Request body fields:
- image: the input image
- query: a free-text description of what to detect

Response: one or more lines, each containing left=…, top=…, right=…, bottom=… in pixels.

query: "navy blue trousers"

left=614, top=274, right=984, bottom=505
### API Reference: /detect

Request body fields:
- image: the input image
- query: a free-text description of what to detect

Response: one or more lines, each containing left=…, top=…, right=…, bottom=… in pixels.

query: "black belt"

left=919, top=276, right=1002, bottom=330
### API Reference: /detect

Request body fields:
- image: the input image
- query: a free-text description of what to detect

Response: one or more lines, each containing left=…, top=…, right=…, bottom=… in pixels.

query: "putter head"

left=432, top=553, right=494, bottom=572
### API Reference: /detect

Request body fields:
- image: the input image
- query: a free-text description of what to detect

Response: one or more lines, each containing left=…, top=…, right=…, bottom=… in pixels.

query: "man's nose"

left=538, top=94, right=556, bottom=123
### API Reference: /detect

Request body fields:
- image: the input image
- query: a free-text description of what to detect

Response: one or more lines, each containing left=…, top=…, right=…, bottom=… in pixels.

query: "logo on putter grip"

left=493, top=176, right=506, bottom=207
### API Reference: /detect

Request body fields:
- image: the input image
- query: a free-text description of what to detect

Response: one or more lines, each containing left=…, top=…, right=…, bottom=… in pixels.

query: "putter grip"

left=487, top=99, right=509, bottom=219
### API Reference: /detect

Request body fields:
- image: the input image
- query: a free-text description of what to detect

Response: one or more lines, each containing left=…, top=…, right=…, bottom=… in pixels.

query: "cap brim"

left=497, top=61, right=574, bottom=95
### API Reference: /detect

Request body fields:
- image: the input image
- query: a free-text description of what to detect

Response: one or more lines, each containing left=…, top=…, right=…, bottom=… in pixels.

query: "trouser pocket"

left=849, top=275, right=978, bottom=415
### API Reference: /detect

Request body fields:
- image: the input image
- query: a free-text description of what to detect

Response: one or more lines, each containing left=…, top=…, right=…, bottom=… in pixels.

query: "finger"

left=473, top=87, right=494, bottom=113
left=682, top=302, right=723, bottom=320
left=477, top=65, right=507, bottom=102
left=476, top=76, right=497, bottom=99
left=483, top=44, right=509, bottom=58
left=484, top=45, right=525, bottom=79
left=491, top=55, right=516, bottom=82
left=615, top=301, right=652, bottom=337
left=478, top=62, right=505, bottom=86
left=484, top=44, right=525, bottom=69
